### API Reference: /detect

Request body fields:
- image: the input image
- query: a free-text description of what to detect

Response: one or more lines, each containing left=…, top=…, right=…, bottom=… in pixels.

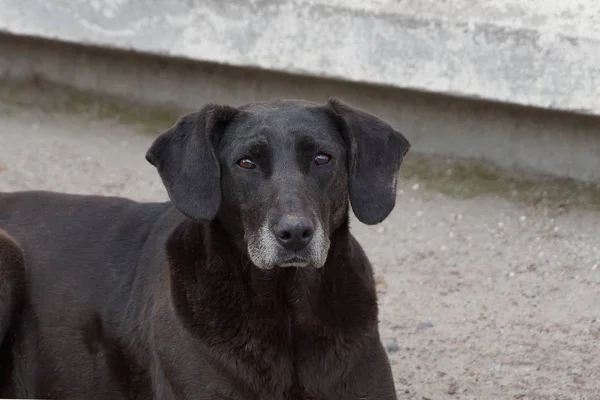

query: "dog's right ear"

left=146, top=105, right=239, bottom=221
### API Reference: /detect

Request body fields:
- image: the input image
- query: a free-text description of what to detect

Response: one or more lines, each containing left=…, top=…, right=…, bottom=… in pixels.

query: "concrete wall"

left=1, top=0, right=599, bottom=116
left=2, top=34, right=599, bottom=183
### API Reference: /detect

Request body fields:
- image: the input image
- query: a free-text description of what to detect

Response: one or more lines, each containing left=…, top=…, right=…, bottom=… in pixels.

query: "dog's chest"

left=196, top=291, right=360, bottom=399
left=168, top=250, right=377, bottom=399
left=215, top=319, right=352, bottom=399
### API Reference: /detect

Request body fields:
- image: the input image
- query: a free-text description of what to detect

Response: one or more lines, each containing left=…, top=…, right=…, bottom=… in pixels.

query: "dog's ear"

left=327, top=99, right=411, bottom=225
left=146, top=104, right=239, bottom=221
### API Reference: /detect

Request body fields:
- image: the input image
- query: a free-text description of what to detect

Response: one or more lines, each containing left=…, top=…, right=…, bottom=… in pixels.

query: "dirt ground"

left=1, top=84, right=599, bottom=399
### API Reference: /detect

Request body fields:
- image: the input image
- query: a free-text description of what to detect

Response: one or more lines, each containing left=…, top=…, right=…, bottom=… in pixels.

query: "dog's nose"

left=272, top=215, right=314, bottom=251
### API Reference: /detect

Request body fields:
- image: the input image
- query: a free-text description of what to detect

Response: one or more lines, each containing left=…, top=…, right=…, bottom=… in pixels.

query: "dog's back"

left=0, top=191, right=170, bottom=296
left=0, top=191, right=173, bottom=398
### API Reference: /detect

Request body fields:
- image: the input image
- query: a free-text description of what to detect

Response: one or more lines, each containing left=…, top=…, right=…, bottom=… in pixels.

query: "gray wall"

left=1, top=0, right=599, bottom=116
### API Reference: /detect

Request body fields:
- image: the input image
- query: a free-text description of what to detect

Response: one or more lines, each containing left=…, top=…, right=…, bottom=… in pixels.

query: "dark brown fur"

left=0, top=99, right=409, bottom=399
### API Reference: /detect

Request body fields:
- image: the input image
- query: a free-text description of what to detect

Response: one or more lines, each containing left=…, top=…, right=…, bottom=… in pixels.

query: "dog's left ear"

left=146, top=104, right=240, bottom=221
left=327, top=99, right=411, bottom=225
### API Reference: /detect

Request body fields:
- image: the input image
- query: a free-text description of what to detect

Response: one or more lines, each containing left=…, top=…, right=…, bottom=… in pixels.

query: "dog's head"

left=146, top=99, right=410, bottom=270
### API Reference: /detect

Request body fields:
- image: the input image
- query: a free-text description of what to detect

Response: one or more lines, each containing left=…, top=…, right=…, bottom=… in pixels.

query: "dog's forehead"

left=229, top=101, right=338, bottom=144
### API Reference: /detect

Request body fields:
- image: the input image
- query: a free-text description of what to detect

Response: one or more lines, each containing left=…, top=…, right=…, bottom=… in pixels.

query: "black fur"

left=0, top=98, right=410, bottom=399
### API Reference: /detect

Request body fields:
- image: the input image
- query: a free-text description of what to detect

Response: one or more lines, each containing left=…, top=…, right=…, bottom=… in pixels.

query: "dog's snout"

left=272, top=215, right=314, bottom=251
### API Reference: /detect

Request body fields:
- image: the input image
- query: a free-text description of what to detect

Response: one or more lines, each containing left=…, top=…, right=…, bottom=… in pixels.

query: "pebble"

left=417, top=322, right=434, bottom=330
left=488, top=363, right=503, bottom=374
left=593, top=263, right=598, bottom=271
left=452, top=213, right=464, bottom=221
left=568, top=366, right=584, bottom=376
left=383, top=338, right=399, bottom=353
left=412, top=183, right=420, bottom=191
left=446, top=379, right=458, bottom=395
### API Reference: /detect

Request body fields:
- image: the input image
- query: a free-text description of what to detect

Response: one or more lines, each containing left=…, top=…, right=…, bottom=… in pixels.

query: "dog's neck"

left=164, top=215, right=378, bottom=341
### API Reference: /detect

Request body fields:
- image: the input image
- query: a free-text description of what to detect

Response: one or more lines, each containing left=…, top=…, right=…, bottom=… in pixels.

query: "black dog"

left=0, top=98, right=410, bottom=399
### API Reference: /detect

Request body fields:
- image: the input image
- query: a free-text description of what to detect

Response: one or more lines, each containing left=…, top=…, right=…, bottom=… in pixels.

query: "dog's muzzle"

left=246, top=214, right=330, bottom=270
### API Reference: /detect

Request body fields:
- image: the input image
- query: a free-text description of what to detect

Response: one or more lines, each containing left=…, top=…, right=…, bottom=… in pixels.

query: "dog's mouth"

left=251, top=253, right=327, bottom=270
left=275, top=256, right=311, bottom=268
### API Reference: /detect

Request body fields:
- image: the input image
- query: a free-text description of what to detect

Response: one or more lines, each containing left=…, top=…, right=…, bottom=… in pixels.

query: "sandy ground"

left=0, top=91, right=599, bottom=400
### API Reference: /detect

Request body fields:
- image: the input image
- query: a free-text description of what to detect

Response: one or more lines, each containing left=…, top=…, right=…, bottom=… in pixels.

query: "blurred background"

left=0, top=0, right=599, bottom=398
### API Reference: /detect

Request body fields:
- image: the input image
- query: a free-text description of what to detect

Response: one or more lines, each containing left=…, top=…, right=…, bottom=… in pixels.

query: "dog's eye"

left=314, top=153, right=331, bottom=166
left=237, top=158, right=256, bottom=170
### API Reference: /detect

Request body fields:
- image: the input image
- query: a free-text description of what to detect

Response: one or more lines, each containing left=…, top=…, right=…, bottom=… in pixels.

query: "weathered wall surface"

left=1, top=0, right=599, bottom=116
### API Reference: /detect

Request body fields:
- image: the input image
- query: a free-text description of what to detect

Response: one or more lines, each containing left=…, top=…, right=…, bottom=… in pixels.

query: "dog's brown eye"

left=314, top=153, right=331, bottom=166
left=237, top=158, right=256, bottom=170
